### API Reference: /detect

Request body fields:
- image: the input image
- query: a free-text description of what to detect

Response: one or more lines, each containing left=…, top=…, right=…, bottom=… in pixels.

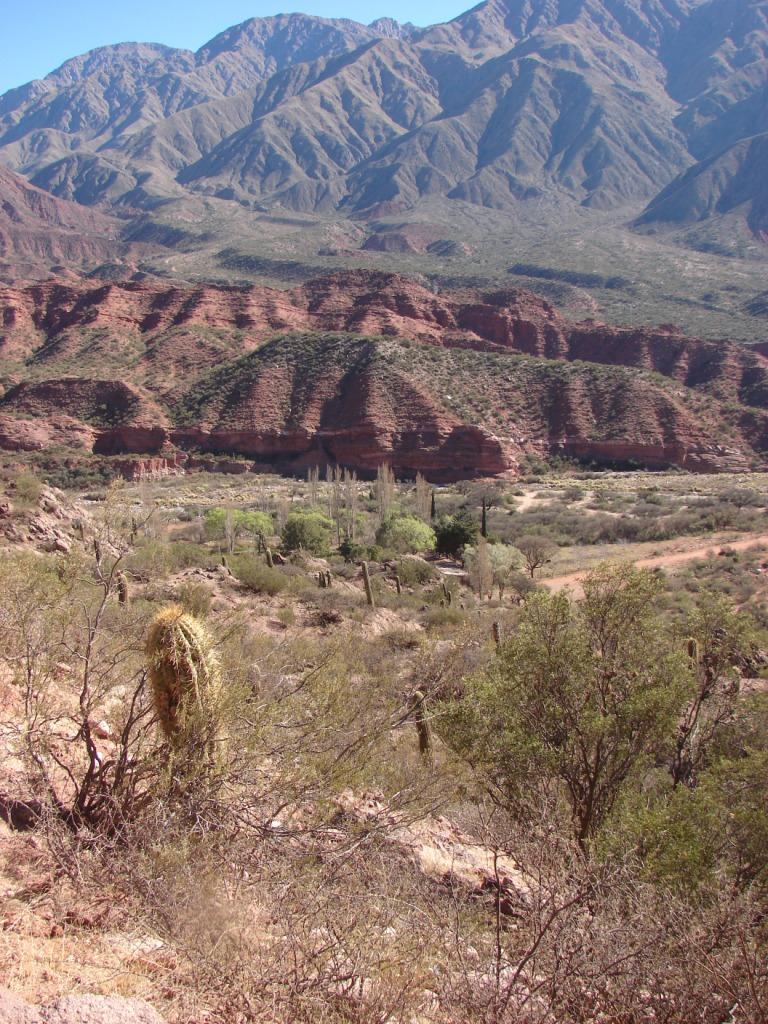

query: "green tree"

left=465, top=541, right=523, bottom=599
left=204, top=508, right=273, bottom=552
left=671, top=595, right=755, bottom=788
left=375, top=513, right=436, bottom=555
left=434, top=511, right=478, bottom=557
left=442, top=565, right=691, bottom=852
left=281, top=511, right=334, bottom=555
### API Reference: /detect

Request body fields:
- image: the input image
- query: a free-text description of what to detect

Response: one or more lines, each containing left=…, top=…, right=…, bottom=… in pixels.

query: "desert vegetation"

left=0, top=462, right=767, bottom=1022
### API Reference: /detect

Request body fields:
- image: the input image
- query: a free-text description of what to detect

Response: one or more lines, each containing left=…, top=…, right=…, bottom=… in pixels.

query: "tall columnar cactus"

left=362, top=561, right=375, bottom=608
left=116, top=571, right=130, bottom=608
left=686, top=637, right=699, bottom=663
left=325, top=570, right=333, bottom=588
left=492, top=621, right=502, bottom=647
left=394, top=573, right=402, bottom=596
left=410, top=690, right=432, bottom=759
left=145, top=605, right=222, bottom=762
left=265, top=548, right=274, bottom=568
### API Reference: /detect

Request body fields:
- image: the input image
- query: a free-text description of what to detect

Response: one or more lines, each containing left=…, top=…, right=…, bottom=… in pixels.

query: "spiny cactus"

left=394, top=573, right=402, bottom=596
left=362, top=561, right=375, bottom=608
left=318, top=571, right=327, bottom=589
left=325, top=570, right=333, bottom=588
left=116, top=571, right=130, bottom=608
left=265, top=548, right=274, bottom=568
left=93, top=537, right=102, bottom=564
left=686, top=637, right=699, bottom=663
left=410, top=690, right=432, bottom=759
left=492, top=621, right=502, bottom=647
left=145, top=605, right=222, bottom=761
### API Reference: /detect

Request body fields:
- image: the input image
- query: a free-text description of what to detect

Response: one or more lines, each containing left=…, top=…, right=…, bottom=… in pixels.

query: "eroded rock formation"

left=0, top=271, right=765, bottom=478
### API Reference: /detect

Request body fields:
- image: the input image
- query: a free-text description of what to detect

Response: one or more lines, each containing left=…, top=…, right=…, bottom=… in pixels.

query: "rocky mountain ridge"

left=0, top=270, right=764, bottom=479
left=0, top=0, right=765, bottom=239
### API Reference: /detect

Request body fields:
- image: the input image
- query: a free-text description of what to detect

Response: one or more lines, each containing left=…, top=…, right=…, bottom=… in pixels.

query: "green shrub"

left=231, top=555, right=287, bottom=595
left=281, top=511, right=334, bottom=555
left=396, top=557, right=439, bottom=586
left=14, top=472, right=42, bottom=505
left=204, top=508, right=274, bottom=546
left=423, top=606, right=465, bottom=630
left=375, top=513, right=436, bottom=554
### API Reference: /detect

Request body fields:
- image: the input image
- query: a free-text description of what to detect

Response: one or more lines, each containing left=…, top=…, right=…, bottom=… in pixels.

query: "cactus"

left=116, top=571, right=130, bottom=608
left=145, top=605, right=222, bottom=762
left=686, top=637, right=699, bottom=663
left=492, top=621, right=502, bottom=647
left=74, top=518, right=85, bottom=541
left=362, top=561, right=375, bottom=608
left=93, top=537, right=102, bottom=564
left=325, top=570, right=333, bottom=588
left=318, top=571, right=327, bottom=588
left=394, top=573, right=402, bottom=595
left=410, top=690, right=432, bottom=759
left=481, top=497, right=488, bottom=538
left=265, top=547, right=274, bottom=568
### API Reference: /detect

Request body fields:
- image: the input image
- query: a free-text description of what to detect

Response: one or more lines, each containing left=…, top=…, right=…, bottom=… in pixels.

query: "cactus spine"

left=410, top=690, right=432, bottom=759
left=116, top=571, right=130, bottom=608
left=146, top=605, right=222, bottom=762
left=362, top=561, right=375, bottom=608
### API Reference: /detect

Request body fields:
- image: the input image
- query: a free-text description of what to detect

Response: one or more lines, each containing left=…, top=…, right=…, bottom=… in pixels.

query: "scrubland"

left=0, top=462, right=767, bottom=1022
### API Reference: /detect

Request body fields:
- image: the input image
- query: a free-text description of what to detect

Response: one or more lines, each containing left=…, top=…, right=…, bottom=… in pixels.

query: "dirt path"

left=542, top=531, right=768, bottom=598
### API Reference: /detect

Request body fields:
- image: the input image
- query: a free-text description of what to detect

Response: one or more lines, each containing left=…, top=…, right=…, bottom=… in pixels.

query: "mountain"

left=637, top=132, right=768, bottom=239
left=0, top=269, right=764, bottom=478
left=0, top=0, right=765, bottom=241
left=0, top=164, right=123, bottom=275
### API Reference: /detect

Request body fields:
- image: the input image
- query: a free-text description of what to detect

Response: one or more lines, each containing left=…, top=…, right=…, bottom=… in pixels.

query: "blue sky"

left=0, top=1, right=472, bottom=95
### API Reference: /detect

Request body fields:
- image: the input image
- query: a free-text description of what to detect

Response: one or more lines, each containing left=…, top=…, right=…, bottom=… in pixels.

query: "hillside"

left=0, top=165, right=125, bottom=277
left=0, top=270, right=765, bottom=477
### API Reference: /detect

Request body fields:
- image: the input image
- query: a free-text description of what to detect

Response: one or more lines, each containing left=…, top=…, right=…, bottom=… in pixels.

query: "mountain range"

left=0, top=0, right=765, bottom=235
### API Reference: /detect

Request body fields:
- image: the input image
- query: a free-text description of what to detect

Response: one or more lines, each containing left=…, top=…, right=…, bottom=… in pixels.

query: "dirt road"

left=542, top=531, right=768, bottom=599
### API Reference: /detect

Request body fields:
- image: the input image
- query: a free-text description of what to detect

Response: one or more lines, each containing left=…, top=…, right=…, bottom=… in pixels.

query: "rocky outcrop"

left=0, top=271, right=765, bottom=478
